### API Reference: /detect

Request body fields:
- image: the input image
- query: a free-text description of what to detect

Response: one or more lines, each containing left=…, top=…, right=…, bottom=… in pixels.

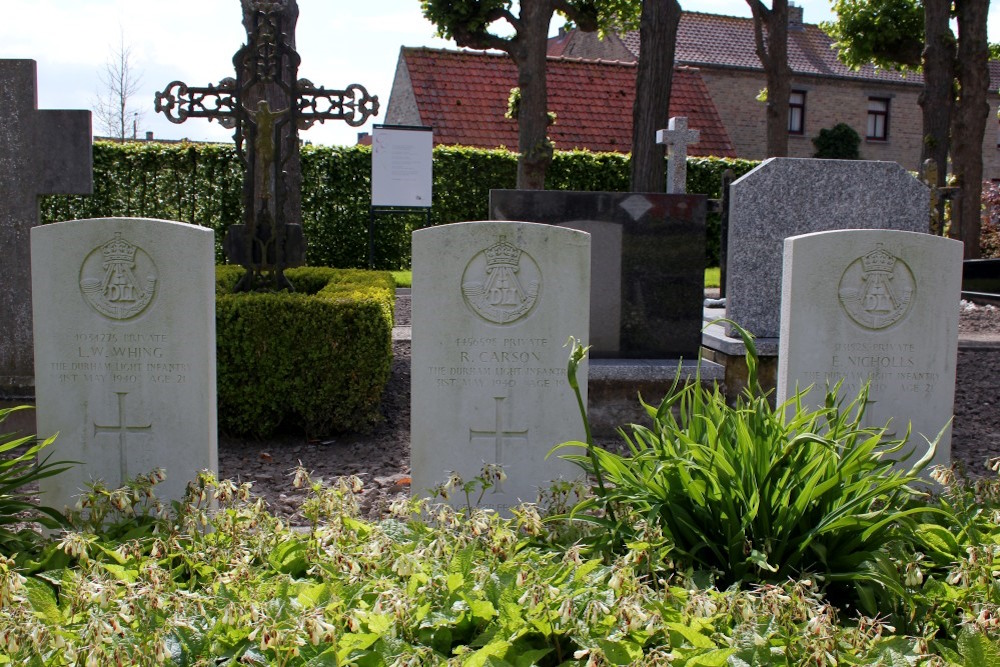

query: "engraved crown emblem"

left=102, top=232, right=137, bottom=264
left=861, top=245, right=896, bottom=273
left=484, top=236, right=522, bottom=268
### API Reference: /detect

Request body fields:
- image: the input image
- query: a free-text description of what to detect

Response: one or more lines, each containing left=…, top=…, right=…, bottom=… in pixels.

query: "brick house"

left=385, top=47, right=735, bottom=158
left=550, top=7, right=1000, bottom=180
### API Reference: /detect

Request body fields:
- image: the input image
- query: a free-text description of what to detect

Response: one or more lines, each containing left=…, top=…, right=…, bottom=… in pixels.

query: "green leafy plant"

left=554, top=321, right=943, bottom=611
left=0, top=406, right=73, bottom=559
left=3, top=465, right=960, bottom=665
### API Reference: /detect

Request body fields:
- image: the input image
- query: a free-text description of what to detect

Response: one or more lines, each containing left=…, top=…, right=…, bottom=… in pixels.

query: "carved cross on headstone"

left=93, top=391, right=152, bottom=485
left=0, top=59, right=92, bottom=395
left=154, top=0, right=378, bottom=291
left=656, top=116, right=700, bottom=195
left=469, top=396, right=529, bottom=493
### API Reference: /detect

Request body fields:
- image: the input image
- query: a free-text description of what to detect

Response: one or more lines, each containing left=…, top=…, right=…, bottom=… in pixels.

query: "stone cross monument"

left=656, top=116, right=700, bottom=194
left=155, top=0, right=378, bottom=291
left=0, top=59, right=92, bottom=396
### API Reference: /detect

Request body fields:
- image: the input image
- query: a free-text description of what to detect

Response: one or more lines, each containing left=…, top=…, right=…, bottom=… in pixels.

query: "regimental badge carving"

left=79, top=232, right=158, bottom=320
left=838, top=243, right=915, bottom=330
left=462, top=235, right=541, bottom=324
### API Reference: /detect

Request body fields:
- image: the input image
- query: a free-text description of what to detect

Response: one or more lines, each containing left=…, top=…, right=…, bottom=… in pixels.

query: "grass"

left=704, top=266, right=720, bottom=288
left=391, top=267, right=721, bottom=289
left=390, top=270, right=411, bottom=287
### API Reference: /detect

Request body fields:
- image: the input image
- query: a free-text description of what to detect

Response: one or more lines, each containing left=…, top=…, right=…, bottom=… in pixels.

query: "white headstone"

left=777, top=229, right=963, bottom=469
left=31, top=218, right=217, bottom=510
left=656, top=116, right=700, bottom=194
left=411, top=221, right=590, bottom=512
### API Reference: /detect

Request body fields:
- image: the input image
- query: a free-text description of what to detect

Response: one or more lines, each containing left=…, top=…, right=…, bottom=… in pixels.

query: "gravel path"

left=218, top=296, right=1000, bottom=523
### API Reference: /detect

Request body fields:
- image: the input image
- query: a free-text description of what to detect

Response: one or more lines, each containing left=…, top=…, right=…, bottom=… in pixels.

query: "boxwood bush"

left=215, top=266, right=394, bottom=438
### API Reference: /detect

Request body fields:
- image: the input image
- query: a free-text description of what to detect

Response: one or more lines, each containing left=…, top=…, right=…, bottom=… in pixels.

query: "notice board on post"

left=371, top=125, right=433, bottom=208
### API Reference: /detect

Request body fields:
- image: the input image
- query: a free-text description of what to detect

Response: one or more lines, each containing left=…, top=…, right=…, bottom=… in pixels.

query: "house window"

left=867, top=97, right=889, bottom=140
left=788, top=91, right=806, bottom=134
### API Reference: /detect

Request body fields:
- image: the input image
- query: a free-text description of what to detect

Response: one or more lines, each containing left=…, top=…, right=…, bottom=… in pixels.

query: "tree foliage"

left=420, top=0, right=640, bottom=189
left=822, top=0, right=924, bottom=69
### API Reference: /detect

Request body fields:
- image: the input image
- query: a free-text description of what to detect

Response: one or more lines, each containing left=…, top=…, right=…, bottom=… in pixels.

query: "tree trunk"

left=919, top=0, right=954, bottom=233
left=950, top=0, right=990, bottom=259
left=511, top=0, right=554, bottom=190
left=630, top=0, right=682, bottom=192
left=748, top=0, right=790, bottom=157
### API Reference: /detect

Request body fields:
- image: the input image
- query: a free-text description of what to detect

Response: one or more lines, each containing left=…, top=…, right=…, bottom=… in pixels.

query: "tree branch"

left=552, top=0, right=600, bottom=32
left=746, top=0, right=774, bottom=69
left=451, top=26, right=513, bottom=51
left=491, top=7, right=522, bottom=32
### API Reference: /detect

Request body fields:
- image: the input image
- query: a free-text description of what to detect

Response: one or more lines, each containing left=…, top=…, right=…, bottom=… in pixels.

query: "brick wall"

left=697, top=66, right=1000, bottom=181
left=385, top=51, right=421, bottom=126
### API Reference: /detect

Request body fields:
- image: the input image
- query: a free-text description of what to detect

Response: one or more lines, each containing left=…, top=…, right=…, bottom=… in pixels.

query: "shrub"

left=215, top=266, right=394, bottom=437
left=42, top=142, right=757, bottom=269
left=555, top=323, right=942, bottom=611
left=812, top=123, right=861, bottom=159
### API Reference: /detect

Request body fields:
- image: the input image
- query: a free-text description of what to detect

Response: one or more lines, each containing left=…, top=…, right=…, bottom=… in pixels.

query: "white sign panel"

left=371, top=125, right=433, bottom=208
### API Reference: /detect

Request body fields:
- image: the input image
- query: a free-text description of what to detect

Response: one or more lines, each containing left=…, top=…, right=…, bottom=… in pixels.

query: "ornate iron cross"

left=154, top=0, right=378, bottom=291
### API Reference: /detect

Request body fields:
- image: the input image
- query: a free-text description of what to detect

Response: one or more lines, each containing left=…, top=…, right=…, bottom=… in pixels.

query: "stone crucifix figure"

left=656, top=116, right=700, bottom=195
left=154, top=0, right=379, bottom=291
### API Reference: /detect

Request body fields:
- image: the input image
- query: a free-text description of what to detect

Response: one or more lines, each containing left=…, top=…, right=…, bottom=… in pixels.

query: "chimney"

left=788, top=3, right=804, bottom=30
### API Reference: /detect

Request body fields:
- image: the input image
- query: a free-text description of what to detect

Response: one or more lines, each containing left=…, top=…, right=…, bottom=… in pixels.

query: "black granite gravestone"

left=490, top=190, right=706, bottom=359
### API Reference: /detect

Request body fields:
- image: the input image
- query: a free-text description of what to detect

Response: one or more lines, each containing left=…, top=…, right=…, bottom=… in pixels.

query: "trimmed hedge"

left=215, top=266, right=394, bottom=438
left=42, top=142, right=757, bottom=268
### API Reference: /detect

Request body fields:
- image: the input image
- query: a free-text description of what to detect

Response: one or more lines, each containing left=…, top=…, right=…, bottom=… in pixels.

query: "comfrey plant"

left=553, top=323, right=946, bottom=613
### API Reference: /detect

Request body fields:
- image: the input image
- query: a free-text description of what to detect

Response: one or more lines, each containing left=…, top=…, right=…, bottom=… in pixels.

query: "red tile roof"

left=615, top=12, right=1000, bottom=89
left=399, top=47, right=735, bottom=157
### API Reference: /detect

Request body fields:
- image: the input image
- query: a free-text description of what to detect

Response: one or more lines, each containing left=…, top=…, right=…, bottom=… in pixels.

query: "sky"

left=5, top=0, right=1000, bottom=148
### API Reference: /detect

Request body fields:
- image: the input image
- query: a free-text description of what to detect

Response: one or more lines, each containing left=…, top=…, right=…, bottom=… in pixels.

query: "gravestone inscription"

left=0, top=59, right=92, bottom=395
left=32, top=218, right=217, bottom=510
left=726, top=159, right=928, bottom=338
left=777, top=229, right=963, bottom=470
left=411, top=222, right=590, bottom=512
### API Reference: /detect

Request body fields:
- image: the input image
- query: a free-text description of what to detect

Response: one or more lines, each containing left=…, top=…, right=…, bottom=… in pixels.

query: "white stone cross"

left=0, top=59, right=91, bottom=393
left=656, top=116, right=700, bottom=194
left=468, top=396, right=528, bottom=493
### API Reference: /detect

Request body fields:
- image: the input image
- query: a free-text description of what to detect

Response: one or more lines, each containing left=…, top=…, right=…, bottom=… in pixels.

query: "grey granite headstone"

left=0, top=59, right=92, bottom=395
left=32, top=218, right=217, bottom=510
left=491, top=190, right=706, bottom=359
left=777, top=229, right=963, bottom=471
left=727, top=159, right=928, bottom=338
left=411, top=221, right=589, bottom=512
